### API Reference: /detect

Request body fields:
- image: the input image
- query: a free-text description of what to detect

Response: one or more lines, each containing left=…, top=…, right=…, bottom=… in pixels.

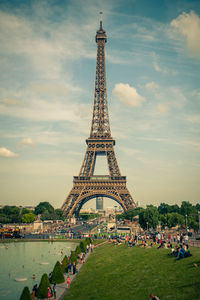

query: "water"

left=0, top=241, right=77, bottom=300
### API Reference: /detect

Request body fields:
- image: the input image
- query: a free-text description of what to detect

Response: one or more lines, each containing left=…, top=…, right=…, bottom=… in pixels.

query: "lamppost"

left=185, top=214, right=188, bottom=232
left=114, top=206, right=117, bottom=225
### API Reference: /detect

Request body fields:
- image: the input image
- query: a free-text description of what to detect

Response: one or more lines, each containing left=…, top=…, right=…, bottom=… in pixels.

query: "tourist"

left=177, top=234, right=180, bottom=244
left=149, top=292, right=159, bottom=299
left=67, top=275, right=70, bottom=288
left=68, top=262, right=72, bottom=273
left=47, top=286, right=51, bottom=299
left=180, top=234, right=183, bottom=243
left=53, top=283, right=56, bottom=299
left=31, top=284, right=38, bottom=300
left=72, top=262, right=78, bottom=274
left=184, top=234, right=189, bottom=245
left=157, top=233, right=161, bottom=244
left=177, top=245, right=186, bottom=260
left=168, top=233, right=172, bottom=243
left=194, top=263, right=200, bottom=267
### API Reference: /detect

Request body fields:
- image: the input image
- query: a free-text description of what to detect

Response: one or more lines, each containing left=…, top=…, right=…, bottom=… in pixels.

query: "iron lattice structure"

left=62, top=19, right=137, bottom=217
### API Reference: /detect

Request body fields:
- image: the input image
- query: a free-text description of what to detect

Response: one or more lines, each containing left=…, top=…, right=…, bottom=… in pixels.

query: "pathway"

left=54, top=241, right=108, bottom=300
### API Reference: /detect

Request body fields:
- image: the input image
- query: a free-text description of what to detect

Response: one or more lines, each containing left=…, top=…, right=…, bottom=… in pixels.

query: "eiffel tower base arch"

left=62, top=176, right=136, bottom=217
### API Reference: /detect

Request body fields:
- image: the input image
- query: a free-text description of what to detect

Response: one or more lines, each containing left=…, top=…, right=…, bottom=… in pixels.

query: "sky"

left=0, top=0, right=200, bottom=210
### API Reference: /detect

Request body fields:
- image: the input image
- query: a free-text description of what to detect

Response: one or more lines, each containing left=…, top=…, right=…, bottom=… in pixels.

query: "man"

left=149, top=293, right=159, bottom=300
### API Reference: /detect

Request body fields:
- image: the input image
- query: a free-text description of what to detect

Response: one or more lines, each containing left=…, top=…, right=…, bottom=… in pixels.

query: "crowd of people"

left=109, top=231, right=193, bottom=261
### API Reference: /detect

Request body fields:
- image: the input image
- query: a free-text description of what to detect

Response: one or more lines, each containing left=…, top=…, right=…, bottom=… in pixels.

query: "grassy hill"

left=64, top=242, right=200, bottom=300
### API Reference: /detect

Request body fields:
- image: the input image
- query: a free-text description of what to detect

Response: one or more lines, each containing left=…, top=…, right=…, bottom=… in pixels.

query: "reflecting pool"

left=0, top=241, right=77, bottom=300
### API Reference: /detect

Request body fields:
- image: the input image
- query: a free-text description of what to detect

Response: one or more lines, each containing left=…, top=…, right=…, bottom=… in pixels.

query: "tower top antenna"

left=99, top=12, right=103, bottom=30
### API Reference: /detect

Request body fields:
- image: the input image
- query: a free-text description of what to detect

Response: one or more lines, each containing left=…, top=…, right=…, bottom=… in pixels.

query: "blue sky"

left=0, top=0, right=199, bottom=209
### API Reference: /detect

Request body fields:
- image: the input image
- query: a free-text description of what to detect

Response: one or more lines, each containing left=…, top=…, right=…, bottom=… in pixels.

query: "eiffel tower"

left=62, top=15, right=137, bottom=217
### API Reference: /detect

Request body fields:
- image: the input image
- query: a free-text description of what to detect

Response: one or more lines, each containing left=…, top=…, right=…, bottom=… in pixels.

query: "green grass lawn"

left=64, top=243, right=200, bottom=300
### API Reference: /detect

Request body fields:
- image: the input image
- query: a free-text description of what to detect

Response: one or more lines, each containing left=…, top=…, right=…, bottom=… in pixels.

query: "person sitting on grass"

left=140, top=241, right=149, bottom=248
left=177, top=245, right=186, bottom=260
left=157, top=241, right=165, bottom=249
left=149, top=292, right=159, bottom=300
left=194, top=263, right=200, bottom=267
left=167, top=241, right=172, bottom=249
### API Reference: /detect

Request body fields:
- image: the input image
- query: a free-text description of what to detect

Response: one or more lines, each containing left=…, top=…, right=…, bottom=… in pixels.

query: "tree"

left=51, top=261, right=65, bottom=284
left=55, top=209, right=64, bottom=220
left=34, top=202, right=54, bottom=215
left=22, top=208, right=31, bottom=215
left=169, top=204, right=180, bottom=214
left=75, top=245, right=81, bottom=256
left=20, top=286, right=32, bottom=300
left=61, top=255, right=69, bottom=272
left=166, top=213, right=184, bottom=228
left=159, top=214, right=167, bottom=229
left=188, top=216, right=199, bottom=231
left=139, top=206, right=159, bottom=230
left=117, top=207, right=143, bottom=221
left=196, top=203, right=200, bottom=212
left=22, top=213, right=35, bottom=223
left=180, top=201, right=196, bottom=216
left=70, top=250, right=78, bottom=264
left=37, top=273, right=52, bottom=299
left=80, top=241, right=87, bottom=253
left=158, top=203, right=170, bottom=215
left=0, top=205, right=21, bottom=223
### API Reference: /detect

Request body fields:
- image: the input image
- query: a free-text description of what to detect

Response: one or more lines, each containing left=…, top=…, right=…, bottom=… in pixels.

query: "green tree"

left=80, top=241, right=87, bottom=253
left=37, top=273, right=52, bottom=299
left=75, top=245, right=82, bottom=256
left=139, top=206, right=159, bottom=230
left=51, top=261, right=65, bottom=284
left=158, top=203, right=170, bottom=215
left=180, top=201, right=196, bottom=216
left=22, top=208, right=31, bottom=215
left=166, top=213, right=184, bottom=228
left=159, top=214, right=167, bottom=229
left=0, top=214, right=11, bottom=223
left=70, top=250, right=78, bottom=264
left=1, top=206, right=21, bottom=223
left=117, top=207, right=143, bottom=221
left=188, top=216, right=199, bottom=231
left=61, top=255, right=69, bottom=272
left=196, top=203, right=200, bottom=212
left=20, top=286, right=32, bottom=300
left=35, top=202, right=54, bottom=215
left=22, top=213, right=35, bottom=223
left=55, top=209, right=64, bottom=220
left=169, top=204, right=180, bottom=214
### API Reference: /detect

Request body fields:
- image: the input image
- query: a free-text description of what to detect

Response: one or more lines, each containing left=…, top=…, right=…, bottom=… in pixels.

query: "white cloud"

left=185, top=115, right=200, bottom=123
left=0, top=147, right=18, bottom=158
left=0, top=10, right=95, bottom=79
left=21, top=138, right=35, bottom=147
left=0, top=98, right=21, bottom=105
left=145, top=81, right=159, bottom=91
left=171, top=11, right=200, bottom=58
left=112, top=83, right=145, bottom=107
left=0, top=95, right=86, bottom=123
left=153, top=61, right=168, bottom=74
left=157, top=103, right=170, bottom=113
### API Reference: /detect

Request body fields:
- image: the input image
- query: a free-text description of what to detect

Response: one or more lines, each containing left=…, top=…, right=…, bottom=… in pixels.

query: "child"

left=67, top=275, right=70, bottom=289
left=53, top=283, right=56, bottom=299
left=47, top=286, right=51, bottom=299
